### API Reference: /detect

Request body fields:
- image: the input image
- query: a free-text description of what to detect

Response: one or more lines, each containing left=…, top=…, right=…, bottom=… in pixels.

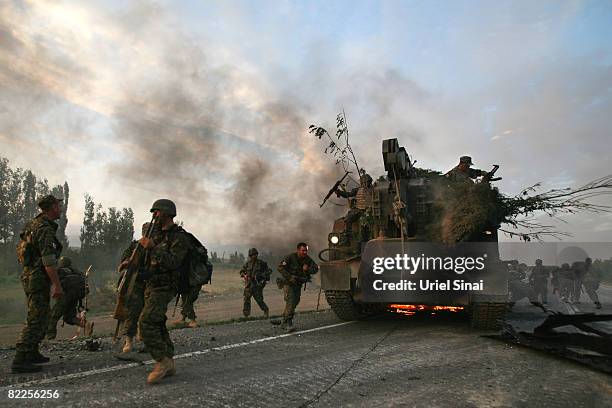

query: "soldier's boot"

left=122, top=337, right=134, bottom=353
left=595, top=301, right=602, bottom=309
left=11, top=351, right=42, bottom=373
left=286, top=320, right=295, bottom=333
left=263, top=308, right=269, bottom=319
left=243, top=310, right=250, bottom=318
left=166, top=358, right=176, bottom=377
left=30, top=346, right=50, bottom=364
left=187, top=319, right=198, bottom=329
left=147, top=357, right=173, bottom=385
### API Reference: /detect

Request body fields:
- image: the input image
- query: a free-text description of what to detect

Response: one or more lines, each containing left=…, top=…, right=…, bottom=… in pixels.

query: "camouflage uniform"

left=139, top=224, right=190, bottom=362
left=278, top=253, right=318, bottom=326
left=335, top=173, right=374, bottom=242
left=46, top=265, right=86, bottom=339
left=240, top=257, right=271, bottom=317
left=119, top=240, right=148, bottom=338
left=16, top=214, right=62, bottom=354
left=529, top=262, right=549, bottom=303
left=446, top=156, right=487, bottom=182
left=180, top=284, right=203, bottom=321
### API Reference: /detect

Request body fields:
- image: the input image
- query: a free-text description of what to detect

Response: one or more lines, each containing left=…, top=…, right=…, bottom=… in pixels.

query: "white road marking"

left=1, top=321, right=355, bottom=390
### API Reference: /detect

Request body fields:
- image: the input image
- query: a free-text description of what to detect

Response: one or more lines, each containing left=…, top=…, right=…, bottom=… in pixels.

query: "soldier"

left=240, top=248, right=271, bottom=318
left=529, top=259, right=550, bottom=304
left=558, top=263, right=573, bottom=302
left=445, top=156, right=487, bottom=182
left=334, top=170, right=374, bottom=242
left=507, top=260, right=532, bottom=307
left=580, top=258, right=602, bottom=309
left=12, top=195, right=64, bottom=373
left=276, top=242, right=318, bottom=332
left=138, top=199, right=191, bottom=384
left=46, top=256, right=93, bottom=340
left=571, top=258, right=591, bottom=304
left=118, top=222, right=159, bottom=353
left=174, top=282, right=203, bottom=328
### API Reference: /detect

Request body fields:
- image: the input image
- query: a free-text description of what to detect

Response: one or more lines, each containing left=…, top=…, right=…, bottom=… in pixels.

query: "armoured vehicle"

left=319, top=138, right=508, bottom=329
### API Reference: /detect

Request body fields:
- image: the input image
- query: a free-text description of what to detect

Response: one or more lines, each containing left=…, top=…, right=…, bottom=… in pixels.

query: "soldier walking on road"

left=118, top=222, right=159, bottom=353
left=240, top=248, right=271, bottom=318
left=139, top=199, right=191, bottom=385
left=12, top=195, right=64, bottom=373
left=529, top=259, right=550, bottom=304
left=558, top=263, right=573, bottom=302
left=46, top=256, right=93, bottom=340
left=571, top=258, right=591, bottom=304
left=275, top=243, right=318, bottom=332
left=580, top=258, right=602, bottom=309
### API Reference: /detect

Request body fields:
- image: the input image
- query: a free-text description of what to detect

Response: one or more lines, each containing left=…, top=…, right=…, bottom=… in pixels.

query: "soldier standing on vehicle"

left=240, top=248, right=271, bottom=318
left=529, top=259, right=550, bottom=304
left=275, top=242, right=319, bottom=332
left=334, top=170, right=374, bottom=242
left=139, top=199, right=191, bottom=385
left=12, top=195, right=64, bottom=373
left=445, top=156, right=487, bottom=182
left=46, top=256, right=93, bottom=340
left=118, top=222, right=159, bottom=353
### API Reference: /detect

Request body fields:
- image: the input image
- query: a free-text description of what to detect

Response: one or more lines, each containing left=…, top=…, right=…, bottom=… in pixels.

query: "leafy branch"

left=309, top=110, right=361, bottom=176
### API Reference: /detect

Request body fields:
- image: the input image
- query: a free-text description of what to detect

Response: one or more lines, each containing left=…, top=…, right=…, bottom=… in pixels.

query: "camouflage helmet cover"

left=150, top=199, right=176, bottom=217
left=38, top=194, right=63, bottom=211
left=535, top=259, right=543, bottom=265
left=58, top=256, right=72, bottom=268
left=248, top=248, right=258, bottom=256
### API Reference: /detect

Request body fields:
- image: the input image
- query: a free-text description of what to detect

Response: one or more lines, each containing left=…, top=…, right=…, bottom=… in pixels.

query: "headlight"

left=329, top=234, right=339, bottom=245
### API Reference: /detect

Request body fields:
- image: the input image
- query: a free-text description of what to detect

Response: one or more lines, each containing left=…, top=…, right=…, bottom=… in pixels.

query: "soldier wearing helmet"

left=239, top=247, right=272, bottom=318
left=334, top=169, right=374, bottom=243
left=445, top=156, right=487, bottom=182
left=138, top=198, right=191, bottom=384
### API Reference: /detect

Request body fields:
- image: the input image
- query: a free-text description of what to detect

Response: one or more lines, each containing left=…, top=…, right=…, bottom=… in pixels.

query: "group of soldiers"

left=11, top=195, right=319, bottom=386
left=508, top=258, right=603, bottom=308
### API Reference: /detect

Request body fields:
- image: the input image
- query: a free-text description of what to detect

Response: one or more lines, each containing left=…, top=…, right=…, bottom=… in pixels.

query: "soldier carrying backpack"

left=46, top=256, right=94, bottom=340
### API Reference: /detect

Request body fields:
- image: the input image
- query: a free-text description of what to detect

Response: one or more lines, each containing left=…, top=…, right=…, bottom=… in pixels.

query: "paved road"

left=1, top=288, right=611, bottom=407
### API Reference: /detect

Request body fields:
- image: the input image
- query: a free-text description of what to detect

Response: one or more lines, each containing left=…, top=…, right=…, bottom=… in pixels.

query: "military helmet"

left=150, top=199, right=176, bottom=217
left=248, top=248, right=258, bottom=256
left=58, top=256, right=72, bottom=268
left=585, top=257, right=592, bottom=264
left=535, top=259, right=543, bottom=265
left=561, top=263, right=570, bottom=269
left=459, top=156, right=473, bottom=165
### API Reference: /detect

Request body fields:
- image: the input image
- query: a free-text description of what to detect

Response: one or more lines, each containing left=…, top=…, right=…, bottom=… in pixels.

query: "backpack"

left=176, top=227, right=213, bottom=295
left=59, top=268, right=87, bottom=300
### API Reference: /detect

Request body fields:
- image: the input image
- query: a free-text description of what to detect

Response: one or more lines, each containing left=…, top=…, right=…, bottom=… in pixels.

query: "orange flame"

left=388, top=304, right=464, bottom=315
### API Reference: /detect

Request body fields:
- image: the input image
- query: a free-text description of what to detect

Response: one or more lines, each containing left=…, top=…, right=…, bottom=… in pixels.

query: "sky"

left=1, top=0, right=611, bottom=252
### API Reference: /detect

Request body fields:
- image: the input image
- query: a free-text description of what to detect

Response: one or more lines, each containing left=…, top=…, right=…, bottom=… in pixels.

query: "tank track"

left=324, top=290, right=368, bottom=320
left=469, top=302, right=507, bottom=330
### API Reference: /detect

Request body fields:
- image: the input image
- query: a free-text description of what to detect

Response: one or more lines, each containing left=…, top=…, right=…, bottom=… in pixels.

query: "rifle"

left=320, top=171, right=350, bottom=208
left=112, top=215, right=158, bottom=342
left=482, top=164, right=501, bottom=182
